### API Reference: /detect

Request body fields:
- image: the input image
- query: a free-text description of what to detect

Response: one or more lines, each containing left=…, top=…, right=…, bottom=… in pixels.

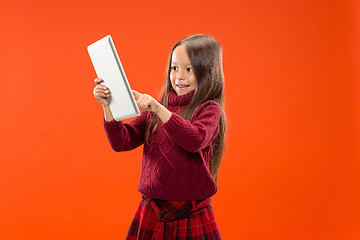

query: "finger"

left=94, top=78, right=104, bottom=85
left=95, top=93, right=110, bottom=99
left=95, top=90, right=110, bottom=96
left=140, top=99, right=151, bottom=111
left=97, top=87, right=110, bottom=93
left=136, top=97, right=144, bottom=108
left=94, top=88, right=110, bottom=95
left=94, top=86, right=109, bottom=94
left=143, top=99, right=152, bottom=109
left=137, top=98, right=147, bottom=110
left=132, top=90, right=142, bottom=100
left=95, top=85, right=109, bottom=92
left=140, top=103, right=150, bottom=111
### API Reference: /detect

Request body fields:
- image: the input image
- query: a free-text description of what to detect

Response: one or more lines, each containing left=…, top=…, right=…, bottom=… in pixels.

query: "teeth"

left=177, top=85, right=189, bottom=88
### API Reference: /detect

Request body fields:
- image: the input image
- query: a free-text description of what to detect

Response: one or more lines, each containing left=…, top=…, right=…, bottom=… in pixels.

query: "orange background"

left=1, top=0, right=359, bottom=239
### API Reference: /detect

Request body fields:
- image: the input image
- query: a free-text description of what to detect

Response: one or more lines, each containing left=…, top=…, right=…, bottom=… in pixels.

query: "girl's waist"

left=141, top=195, right=211, bottom=222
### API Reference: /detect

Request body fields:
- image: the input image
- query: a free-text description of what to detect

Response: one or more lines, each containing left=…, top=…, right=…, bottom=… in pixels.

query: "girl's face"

left=170, top=44, right=197, bottom=96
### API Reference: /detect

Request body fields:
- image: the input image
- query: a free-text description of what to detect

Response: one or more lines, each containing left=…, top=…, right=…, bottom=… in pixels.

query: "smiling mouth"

left=176, top=84, right=190, bottom=89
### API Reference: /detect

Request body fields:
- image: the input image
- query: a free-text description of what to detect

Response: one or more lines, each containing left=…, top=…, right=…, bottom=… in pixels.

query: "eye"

left=187, top=67, right=192, bottom=72
left=171, top=66, right=178, bottom=71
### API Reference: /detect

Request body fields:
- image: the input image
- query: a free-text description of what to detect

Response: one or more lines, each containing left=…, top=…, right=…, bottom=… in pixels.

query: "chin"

left=175, top=87, right=194, bottom=96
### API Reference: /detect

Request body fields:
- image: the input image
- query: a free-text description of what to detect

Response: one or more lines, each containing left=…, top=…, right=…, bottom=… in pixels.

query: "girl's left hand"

left=132, top=90, right=162, bottom=113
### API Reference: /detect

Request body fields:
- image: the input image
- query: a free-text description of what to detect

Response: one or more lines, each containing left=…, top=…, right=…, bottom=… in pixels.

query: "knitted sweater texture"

left=103, top=90, right=221, bottom=200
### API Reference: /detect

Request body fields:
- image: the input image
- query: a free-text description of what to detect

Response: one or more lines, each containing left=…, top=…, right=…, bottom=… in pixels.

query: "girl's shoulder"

left=198, top=100, right=220, bottom=110
left=193, top=100, right=221, bottom=119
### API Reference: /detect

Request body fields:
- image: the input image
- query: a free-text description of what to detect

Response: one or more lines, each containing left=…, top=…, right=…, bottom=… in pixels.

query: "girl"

left=93, top=34, right=226, bottom=240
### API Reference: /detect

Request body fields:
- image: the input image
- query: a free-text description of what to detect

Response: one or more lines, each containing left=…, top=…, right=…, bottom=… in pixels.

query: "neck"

left=168, top=89, right=195, bottom=106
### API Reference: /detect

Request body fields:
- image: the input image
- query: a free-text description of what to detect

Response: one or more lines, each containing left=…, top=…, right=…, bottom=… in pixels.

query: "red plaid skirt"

left=126, top=196, right=221, bottom=240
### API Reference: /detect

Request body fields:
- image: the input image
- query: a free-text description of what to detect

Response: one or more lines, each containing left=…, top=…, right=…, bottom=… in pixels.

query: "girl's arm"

left=103, top=104, right=114, bottom=122
left=163, top=101, right=222, bottom=153
left=94, top=78, right=147, bottom=152
left=103, top=110, right=148, bottom=152
left=131, top=90, right=221, bottom=153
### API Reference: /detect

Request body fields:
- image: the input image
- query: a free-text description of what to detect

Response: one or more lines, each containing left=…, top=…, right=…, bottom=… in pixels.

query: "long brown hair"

left=146, top=34, right=226, bottom=182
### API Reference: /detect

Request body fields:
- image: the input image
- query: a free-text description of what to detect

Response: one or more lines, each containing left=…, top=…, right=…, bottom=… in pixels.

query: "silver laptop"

left=88, top=35, right=140, bottom=121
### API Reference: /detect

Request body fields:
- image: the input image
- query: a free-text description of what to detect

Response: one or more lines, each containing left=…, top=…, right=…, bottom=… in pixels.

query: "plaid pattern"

left=126, top=196, right=221, bottom=240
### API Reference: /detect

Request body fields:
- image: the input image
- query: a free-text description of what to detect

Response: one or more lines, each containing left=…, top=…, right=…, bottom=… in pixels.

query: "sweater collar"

left=168, top=89, right=195, bottom=106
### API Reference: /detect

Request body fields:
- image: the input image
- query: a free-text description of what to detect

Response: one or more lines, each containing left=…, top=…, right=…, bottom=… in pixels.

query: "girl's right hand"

left=93, top=78, right=110, bottom=106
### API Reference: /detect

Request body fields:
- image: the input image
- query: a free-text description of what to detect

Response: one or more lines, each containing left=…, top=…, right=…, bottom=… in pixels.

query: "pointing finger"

left=132, top=90, right=142, bottom=100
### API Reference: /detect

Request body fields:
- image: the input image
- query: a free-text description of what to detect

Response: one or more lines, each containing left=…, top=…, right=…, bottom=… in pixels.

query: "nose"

left=176, top=69, right=185, bottom=79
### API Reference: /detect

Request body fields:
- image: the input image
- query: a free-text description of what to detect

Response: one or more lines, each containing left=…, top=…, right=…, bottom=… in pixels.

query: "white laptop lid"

left=87, top=35, right=140, bottom=121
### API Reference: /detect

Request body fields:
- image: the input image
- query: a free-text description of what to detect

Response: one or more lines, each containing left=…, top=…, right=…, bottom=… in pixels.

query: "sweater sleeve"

left=103, top=111, right=148, bottom=152
left=163, top=101, right=221, bottom=153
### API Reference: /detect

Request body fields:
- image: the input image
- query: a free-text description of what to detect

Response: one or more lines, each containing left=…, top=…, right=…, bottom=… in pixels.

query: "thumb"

left=132, top=90, right=142, bottom=100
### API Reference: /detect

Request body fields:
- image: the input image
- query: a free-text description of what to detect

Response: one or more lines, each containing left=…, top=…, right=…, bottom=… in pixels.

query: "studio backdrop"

left=0, top=0, right=359, bottom=239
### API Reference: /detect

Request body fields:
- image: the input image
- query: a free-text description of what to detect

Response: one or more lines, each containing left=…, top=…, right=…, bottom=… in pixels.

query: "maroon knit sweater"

left=103, top=90, right=221, bottom=200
